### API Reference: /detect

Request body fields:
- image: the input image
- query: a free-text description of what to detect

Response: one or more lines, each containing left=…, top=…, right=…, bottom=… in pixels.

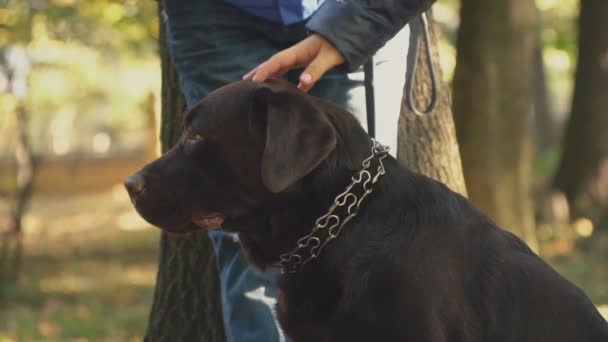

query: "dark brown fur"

left=125, top=78, right=608, bottom=341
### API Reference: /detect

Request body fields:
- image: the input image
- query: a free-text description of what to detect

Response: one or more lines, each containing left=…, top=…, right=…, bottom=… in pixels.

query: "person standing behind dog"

left=162, top=0, right=435, bottom=340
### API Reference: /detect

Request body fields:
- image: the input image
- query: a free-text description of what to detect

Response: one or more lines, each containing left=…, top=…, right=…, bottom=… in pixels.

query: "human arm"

left=243, top=0, right=437, bottom=91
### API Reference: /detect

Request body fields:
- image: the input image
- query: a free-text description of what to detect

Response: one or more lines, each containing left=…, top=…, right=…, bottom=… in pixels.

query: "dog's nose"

left=124, top=173, right=146, bottom=198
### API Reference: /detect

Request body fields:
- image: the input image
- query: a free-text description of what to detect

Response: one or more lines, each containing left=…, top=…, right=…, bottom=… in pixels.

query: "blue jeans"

left=163, top=0, right=410, bottom=340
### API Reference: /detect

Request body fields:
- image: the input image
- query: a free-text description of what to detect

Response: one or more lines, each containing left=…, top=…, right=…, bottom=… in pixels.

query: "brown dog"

left=125, top=78, right=608, bottom=341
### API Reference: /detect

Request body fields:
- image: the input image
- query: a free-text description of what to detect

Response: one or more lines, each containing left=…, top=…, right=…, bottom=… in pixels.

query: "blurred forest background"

left=0, top=0, right=607, bottom=340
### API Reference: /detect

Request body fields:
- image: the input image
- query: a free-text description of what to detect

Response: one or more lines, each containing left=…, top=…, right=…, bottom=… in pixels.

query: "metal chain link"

left=279, top=139, right=390, bottom=274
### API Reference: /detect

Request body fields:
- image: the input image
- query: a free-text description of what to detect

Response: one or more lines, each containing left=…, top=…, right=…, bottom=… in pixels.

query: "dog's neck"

left=239, top=105, right=396, bottom=276
left=241, top=105, right=394, bottom=273
left=277, top=139, right=390, bottom=274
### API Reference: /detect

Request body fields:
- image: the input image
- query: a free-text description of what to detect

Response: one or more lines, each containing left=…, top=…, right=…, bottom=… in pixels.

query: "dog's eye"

left=185, top=131, right=205, bottom=144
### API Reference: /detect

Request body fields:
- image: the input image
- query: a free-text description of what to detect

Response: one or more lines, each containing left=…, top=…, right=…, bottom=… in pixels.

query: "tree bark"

left=398, top=10, right=467, bottom=197
left=144, top=5, right=225, bottom=341
left=452, top=0, right=539, bottom=250
left=553, top=0, right=608, bottom=228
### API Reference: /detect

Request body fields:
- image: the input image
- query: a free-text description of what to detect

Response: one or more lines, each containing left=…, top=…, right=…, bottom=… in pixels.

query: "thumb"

left=298, top=56, right=335, bottom=92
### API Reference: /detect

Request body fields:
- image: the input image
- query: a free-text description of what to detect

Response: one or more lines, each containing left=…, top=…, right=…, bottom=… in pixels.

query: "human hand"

left=243, top=34, right=345, bottom=92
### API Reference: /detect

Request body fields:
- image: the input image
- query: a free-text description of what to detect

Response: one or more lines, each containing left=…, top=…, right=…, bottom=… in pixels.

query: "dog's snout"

left=124, top=173, right=146, bottom=198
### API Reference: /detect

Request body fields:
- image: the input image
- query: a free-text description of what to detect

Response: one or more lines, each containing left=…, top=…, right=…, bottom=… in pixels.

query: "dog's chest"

left=276, top=280, right=342, bottom=342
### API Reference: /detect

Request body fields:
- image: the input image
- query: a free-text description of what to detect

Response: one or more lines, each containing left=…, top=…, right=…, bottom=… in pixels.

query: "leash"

left=364, top=12, right=438, bottom=134
left=364, top=59, right=376, bottom=138
left=405, top=12, right=438, bottom=116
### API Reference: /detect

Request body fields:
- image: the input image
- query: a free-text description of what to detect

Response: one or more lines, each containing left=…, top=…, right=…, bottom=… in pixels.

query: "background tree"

left=553, top=0, right=608, bottom=229
left=144, top=5, right=225, bottom=341
left=452, top=0, right=539, bottom=250
left=0, top=4, right=36, bottom=283
left=398, top=10, right=467, bottom=196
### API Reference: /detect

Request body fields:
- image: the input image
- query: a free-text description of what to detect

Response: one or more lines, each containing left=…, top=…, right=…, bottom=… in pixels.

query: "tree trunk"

left=452, top=0, right=539, bottom=251
left=0, top=0, right=36, bottom=284
left=1, top=102, right=35, bottom=282
left=144, top=5, right=225, bottom=341
left=553, top=0, right=608, bottom=228
left=398, top=10, right=467, bottom=197
left=532, top=43, right=556, bottom=155
left=10, top=103, right=35, bottom=235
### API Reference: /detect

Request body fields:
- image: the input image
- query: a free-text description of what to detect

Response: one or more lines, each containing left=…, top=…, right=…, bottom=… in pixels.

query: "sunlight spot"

left=92, top=132, right=112, bottom=154
left=31, top=12, right=49, bottom=43
left=40, top=275, right=95, bottom=293
left=103, top=3, right=125, bottom=23
left=536, top=0, right=559, bottom=10
left=38, top=321, right=61, bottom=338
left=599, top=306, right=608, bottom=320
left=50, top=110, right=75, bottom=156
left=543, top=191, right=570, bottom=223
left=545, top=48, right=571, bottom=71
left=117, top=211, right=149, bottom=231
left=0, top=9, right=8, bottom=26
left=0, top=93, right=17, bottom=113
left=125, top=266, right=156, bottom=286
left=439, top=39, right=456, bottom=82
left=53, top=0, right=77, bottom=5
left=573, top=217, right=594, bottom=238
left=23, top=214, right=42, bottom=234
left=433, top=4, right=459, bottom=29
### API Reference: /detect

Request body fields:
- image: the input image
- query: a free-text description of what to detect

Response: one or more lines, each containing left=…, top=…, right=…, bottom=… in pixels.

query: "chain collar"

left=279, top=139, right=390, bottom=274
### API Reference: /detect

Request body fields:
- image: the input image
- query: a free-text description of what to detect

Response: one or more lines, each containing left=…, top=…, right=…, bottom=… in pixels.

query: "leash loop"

left=405, top=12, right=439, bottom=117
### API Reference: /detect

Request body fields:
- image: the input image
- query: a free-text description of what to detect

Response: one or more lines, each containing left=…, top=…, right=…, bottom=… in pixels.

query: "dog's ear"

left=251, top=82, right=337, bottom=193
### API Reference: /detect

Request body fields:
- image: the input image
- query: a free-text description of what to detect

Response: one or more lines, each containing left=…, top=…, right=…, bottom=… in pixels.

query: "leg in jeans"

left=163, top=0, right=410, bottom=340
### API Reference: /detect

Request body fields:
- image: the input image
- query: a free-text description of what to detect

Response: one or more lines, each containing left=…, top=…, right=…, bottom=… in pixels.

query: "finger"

left=242, top=68, right=257, bottom=80
left=251, top=49, right=302, bottom=82
left=297, top=55, right=337, bottom=92
left=249, top=63, right=302, bottom=83
left=245, top=37, right=318, bottom=82
left=250, top=60, right=281, bottom=82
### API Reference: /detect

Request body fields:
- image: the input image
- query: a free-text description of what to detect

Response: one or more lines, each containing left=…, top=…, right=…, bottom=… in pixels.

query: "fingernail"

left=301, top=73, right=312, bottom=83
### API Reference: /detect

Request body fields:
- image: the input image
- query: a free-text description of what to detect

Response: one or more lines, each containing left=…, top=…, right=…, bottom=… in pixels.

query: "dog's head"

left=124, top=79, right=339, bottom=234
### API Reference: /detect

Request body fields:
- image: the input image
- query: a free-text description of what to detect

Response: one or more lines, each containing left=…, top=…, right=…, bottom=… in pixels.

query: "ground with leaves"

left=0, top=185, right=160, bottom=341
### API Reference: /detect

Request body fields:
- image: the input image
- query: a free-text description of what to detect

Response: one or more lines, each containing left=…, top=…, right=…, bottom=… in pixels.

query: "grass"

left=0, top=184, right=606, bottom=341
left=0, top=185, right=160, bottom=341
left=538, top=220, right=608, bottom=306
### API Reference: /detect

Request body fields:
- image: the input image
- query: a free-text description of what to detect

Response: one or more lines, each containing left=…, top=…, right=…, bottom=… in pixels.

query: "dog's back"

left=323, top=161, right=608, bottom=341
